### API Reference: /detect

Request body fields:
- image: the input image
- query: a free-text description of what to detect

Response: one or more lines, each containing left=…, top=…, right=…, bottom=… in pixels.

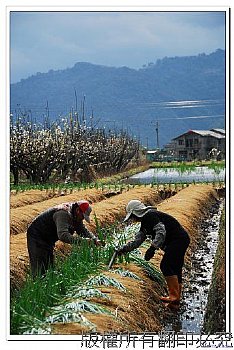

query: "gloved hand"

left=144, top=246, right=156, bottom=261
left=94, top=239, right=105, bottom=247
left=116, top=245, right=126, bottom=256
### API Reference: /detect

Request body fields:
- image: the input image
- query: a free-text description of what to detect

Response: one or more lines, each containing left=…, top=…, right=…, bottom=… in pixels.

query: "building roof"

left=147, top=150, right=158, bottom=154
left=210, top=128, right=225, bottom=135
left=173, top=129, right=225, bottom=140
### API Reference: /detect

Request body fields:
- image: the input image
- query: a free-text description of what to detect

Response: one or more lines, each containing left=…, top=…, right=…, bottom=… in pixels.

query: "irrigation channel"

left=125, top=166, right=225, bottom=185
left=162, top=199, right=224, bottom=333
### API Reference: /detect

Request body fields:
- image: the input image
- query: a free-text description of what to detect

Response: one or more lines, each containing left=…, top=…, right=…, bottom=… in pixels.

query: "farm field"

left=10, top=182, right=226, bottom=335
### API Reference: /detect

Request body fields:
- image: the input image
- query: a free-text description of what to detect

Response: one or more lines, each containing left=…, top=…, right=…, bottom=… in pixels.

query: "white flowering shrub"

left=10, top=114, right=139, bottom=184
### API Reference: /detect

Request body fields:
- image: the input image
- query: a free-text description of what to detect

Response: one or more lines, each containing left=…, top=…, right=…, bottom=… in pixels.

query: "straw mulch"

left=52, top=264, right=165, bottom=334
left=10, top=187, right=124, bottom=209
left=10, top=184, right=220, bottom=333
left=10, top=189, right=61, bottom=209
left=10, top=188, right=107, bottom=236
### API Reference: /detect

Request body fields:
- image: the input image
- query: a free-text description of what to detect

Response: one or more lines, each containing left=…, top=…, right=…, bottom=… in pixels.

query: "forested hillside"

left=10, top=49, right=225, bottom=147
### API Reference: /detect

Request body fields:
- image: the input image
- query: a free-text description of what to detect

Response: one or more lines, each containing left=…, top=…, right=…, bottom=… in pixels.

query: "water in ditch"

left=162, top=200, right=224, bottom=333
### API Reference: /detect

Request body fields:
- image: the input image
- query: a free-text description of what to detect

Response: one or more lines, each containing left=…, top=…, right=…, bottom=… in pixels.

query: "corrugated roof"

left=173, top=129, right=225, bottom=140
left=192, top=130, right=225, bottom=139
left=210, top=128, right=225, bottom=135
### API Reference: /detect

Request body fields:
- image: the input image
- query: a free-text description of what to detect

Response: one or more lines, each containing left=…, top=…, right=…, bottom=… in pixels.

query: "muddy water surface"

left=163, top=200, right=224, bottom=333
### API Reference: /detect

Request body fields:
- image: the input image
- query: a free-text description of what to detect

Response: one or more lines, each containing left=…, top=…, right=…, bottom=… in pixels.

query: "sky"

left=10, top=11, right=226, bottom=83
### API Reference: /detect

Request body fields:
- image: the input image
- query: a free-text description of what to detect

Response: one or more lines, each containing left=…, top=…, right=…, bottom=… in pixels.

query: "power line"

left=156, top=115, right=225, bottom=121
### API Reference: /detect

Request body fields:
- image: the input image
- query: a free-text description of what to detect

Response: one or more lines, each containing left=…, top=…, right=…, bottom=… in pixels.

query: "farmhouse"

left=172, top=128, right=225, bottom=161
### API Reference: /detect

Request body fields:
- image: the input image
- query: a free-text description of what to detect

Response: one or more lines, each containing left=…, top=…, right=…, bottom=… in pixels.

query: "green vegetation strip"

left=10, top=161, right=225, bottom=192
left=150, top=160, right=225, bottom=171
left=10, top=223, right=148, bottom=334
left=10, top=164, right=149, bottom=192
left=11, top=179, right=225, bottom=194
left=130, top=252, right=166, bottom=287
left=11, top=237, right=115, bottom=334
left=10, top=181, right=138, bottom=193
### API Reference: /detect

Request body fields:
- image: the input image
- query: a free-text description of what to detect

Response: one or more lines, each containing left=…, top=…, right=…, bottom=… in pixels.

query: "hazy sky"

left=10, top=11, right=225, bottom=83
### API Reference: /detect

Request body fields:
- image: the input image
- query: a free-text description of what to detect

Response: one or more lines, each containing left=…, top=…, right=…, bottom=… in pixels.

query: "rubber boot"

left=160, top=275, right=180, bottom=308
left=167, top=283, right=182, bottom=311
left=160, top=276, right=180, bottom=301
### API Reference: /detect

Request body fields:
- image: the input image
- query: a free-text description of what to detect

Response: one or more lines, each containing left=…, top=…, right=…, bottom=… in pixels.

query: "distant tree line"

left=10, top=114, right=140, bottom=185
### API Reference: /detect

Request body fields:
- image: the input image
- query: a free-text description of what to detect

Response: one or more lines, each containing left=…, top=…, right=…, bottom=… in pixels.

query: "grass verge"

left=203, top=207, right=226, bottom=333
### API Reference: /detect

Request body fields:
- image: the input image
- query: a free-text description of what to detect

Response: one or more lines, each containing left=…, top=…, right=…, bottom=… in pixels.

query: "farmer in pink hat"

left=27, top=200, right=101, bottom=277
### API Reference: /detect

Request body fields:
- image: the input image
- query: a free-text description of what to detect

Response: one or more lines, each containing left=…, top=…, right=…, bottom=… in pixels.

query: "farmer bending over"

left=117, top=200, right=190, bottom=310
left=27, top=200, right=101, bottom=277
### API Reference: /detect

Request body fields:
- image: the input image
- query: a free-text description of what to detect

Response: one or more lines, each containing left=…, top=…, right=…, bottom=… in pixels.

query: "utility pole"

left=82, top=94, right=86, bottom=123
left=46, top=100, right=49, bottom=119
left=151, top=121, right=160, bottom=149
left=156, top=121, right=159, bottom=149
left=45, top=100, right=50, bottom=128
left=74, top=88, right=78, bottom=113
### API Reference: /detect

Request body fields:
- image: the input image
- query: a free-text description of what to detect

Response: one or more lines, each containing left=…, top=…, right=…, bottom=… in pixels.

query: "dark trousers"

left=160, top=231, right=190, bottom=283
left=27, top=230, right=54, bottom=277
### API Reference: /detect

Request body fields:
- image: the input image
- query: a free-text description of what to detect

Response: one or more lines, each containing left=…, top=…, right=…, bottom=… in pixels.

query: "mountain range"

left=10, top=49, right=225, bottom=148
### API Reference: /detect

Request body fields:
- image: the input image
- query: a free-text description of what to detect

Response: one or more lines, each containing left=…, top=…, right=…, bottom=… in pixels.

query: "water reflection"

left=125, top=166, right=225, bottom=184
